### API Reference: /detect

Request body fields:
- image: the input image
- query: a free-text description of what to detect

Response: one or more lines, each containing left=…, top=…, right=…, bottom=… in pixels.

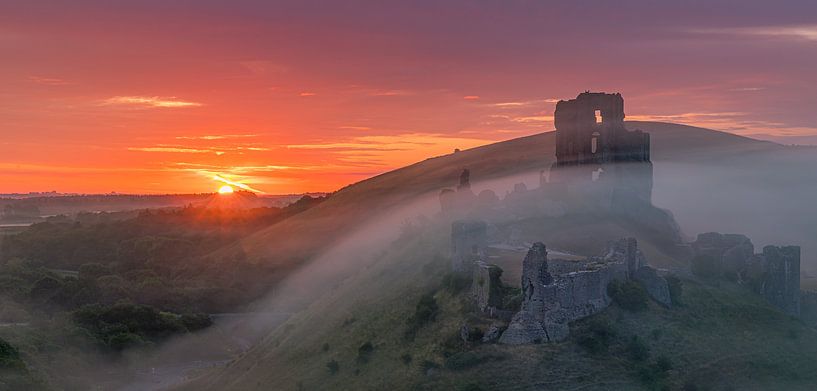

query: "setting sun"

left=218, top=185, right=234, bottom=194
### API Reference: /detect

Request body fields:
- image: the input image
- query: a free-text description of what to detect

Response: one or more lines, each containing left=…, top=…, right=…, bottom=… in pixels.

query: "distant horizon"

left=3, top=120, right=817, bottom=195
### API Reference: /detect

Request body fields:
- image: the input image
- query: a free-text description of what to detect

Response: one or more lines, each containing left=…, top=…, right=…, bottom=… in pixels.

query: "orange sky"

left=2, top=1, right=816, bottom=194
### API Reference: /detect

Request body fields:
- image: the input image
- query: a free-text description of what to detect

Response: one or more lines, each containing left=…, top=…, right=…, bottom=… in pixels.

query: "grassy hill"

left=229, top=121, right=802, bottom=267
left=181, top=222, right=817, bottom=391
left=177, top=121, right=817, bottom=390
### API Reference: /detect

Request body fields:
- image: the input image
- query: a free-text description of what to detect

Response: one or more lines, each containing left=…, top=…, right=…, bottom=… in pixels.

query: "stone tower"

left=549, top=92, right=653, bottom=203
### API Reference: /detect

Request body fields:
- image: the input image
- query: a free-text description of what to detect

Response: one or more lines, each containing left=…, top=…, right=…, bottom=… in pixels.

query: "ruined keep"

left=549, top=92, right=653, bottom=204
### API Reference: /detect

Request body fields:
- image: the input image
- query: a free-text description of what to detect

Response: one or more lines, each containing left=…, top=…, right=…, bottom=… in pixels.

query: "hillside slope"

left=230, top=121, right=790, bottom=269
left=177, top=122, right=817, bottom=390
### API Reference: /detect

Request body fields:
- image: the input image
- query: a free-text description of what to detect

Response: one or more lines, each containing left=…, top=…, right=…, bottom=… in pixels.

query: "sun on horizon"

left=218, top=185, right=234, bottom=194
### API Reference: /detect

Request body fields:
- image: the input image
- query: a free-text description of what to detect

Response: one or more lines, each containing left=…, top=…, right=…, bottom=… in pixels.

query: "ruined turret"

left=760, top=245, right=800, bottom=317
left=450, top=220, right=488, bottom=273
left=548, top=92, right=653, bottom=204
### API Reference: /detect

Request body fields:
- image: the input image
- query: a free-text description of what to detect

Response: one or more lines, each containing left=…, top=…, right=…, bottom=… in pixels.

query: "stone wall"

left=499, top=238, right=667, bottom=344
left=690, top=232, right=801, bottom=316
left=760, top=245, right=800, bottom=317
left=450, top=220, right=487, bottom=273
left=472, top=261, right=504, bottom=312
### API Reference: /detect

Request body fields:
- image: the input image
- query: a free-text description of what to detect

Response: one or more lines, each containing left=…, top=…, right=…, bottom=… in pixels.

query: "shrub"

left=180, top=313, right=212, bottom=331
left=608, top=280, right=648, bottom=312
left=444, top=352, right=505, bottom=371
left=400, top=353, right=412, bottom=365
left=326, top=359, right=339, bottom=375
left=420, top=360, right=440, bottom=372
left=627, top=336, right=650, bottom=361
left=442, top=273, right=471, bottom=294
left=458, top=383, right=487, bottom=391
left=78, top=263, right=110, bottom=280
left=500, top=286, right=523, bottom=311
left=576, top=316, right=617, bottom=354
left=0, top=337, right=24, bottom=370
left=666, top=275, right=683, bottom=305
left=655, top=355, right=673, bottom=372
left=322, top=343, right=330, bottom=352
left=356, top=341, right=374, bottom=364
left=404, top=294, right=439, bottom=340
left=691, top=254, right=720, bottom=279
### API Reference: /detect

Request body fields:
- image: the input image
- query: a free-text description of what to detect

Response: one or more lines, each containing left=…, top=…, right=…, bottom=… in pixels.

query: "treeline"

left=0, top=195, right=325, bottom=354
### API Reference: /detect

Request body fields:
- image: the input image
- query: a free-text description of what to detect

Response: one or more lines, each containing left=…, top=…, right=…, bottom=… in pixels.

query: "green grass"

left=183, top=223, right=817, bottom=391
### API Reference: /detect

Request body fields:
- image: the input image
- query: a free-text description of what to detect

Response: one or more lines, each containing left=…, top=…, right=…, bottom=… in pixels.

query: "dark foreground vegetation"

left=0, top=196, right=325, bottom=389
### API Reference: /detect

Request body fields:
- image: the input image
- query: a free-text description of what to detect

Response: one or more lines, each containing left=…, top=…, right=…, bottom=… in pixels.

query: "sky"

left=2, top=0, right=816, bottom=194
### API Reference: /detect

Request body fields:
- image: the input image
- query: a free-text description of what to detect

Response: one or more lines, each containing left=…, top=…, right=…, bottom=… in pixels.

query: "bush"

left=326, top=359, right=339, bottom=375
left=78, top=263, right=110, bottom=280
left=666, top=275, right=683, bottom=305
left=577, top=316, right=617, bottom=354
left=72, top=303, right=189, bottom=350
left=691, top=254, right=720, bottom=279
left=0, top=337, right=24, bottom=370
left=655, top=355, right=673, bottom=372
left=444, top=351, right=505, bottom=371
left=404, top=293, right=439, bottom=340
left=400, top=353, right=412, bottom=365
left=458, top=383, right=487, bottom=391
left=180, top=313, right=212, bottom=331
left=608, top=280, right=648, bottom=312
left=356, top=341, right=374, bottom=364
left=442, top=273, right=471, bottom=294
left=627, top=336, right=650, bottom=361
left=420, top=360, right=440, bottom=372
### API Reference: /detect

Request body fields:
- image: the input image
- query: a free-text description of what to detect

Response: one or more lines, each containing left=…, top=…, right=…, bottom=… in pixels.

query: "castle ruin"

left=549, top=92, right=654, bottom=205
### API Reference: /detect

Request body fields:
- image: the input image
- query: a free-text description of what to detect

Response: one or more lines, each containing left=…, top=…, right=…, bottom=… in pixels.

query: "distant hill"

left=229, top=121, right=814, bottom=272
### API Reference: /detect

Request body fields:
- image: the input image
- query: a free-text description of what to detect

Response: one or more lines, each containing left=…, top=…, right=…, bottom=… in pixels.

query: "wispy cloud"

left=463, top=95, right=480, bottom=100
left=101, top=96, right=203, bottom=108
left=287, top=133, right=489, bottom=155
left=510, top=115, right=555, bottom=123
left=175, top=134, right=259, bottom=140
left=729, top=87, right=765, bottom=92
left=299, top=92, right=316, bottom=97
left=369, top=89, right=412, bottom=96
left=128, top=147, right=215, bottom=154
left=491, top=98, right=559, bottom=107
left=211, top=174, right=264, bottom=193
left=690, top=25, right=817, bottom=42
left=128, top=144, right=269, bottom=155
left=339, top=126, right=371, bottom=131
left=28, top=76, right=74, bottom=86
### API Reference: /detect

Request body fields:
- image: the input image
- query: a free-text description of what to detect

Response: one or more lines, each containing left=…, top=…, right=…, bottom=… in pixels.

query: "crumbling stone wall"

left=499, top=238, right=667, bottom=344
left=440, top=169, right=477, bottom=215
left=690, top=232, right=801, bottom=316
left=691, top=232, right=754, bottom=278
left=450, top=220, right=488, bottom=273
left=760, top=245, right=800, bottom=317
left=472, top=261, right=504, bottom=312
